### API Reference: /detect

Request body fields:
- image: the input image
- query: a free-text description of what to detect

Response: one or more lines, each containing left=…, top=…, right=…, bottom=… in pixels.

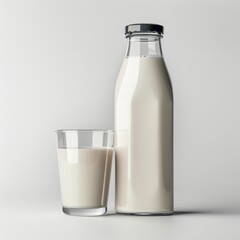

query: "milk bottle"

left=115, top=24, right=173, bottom=215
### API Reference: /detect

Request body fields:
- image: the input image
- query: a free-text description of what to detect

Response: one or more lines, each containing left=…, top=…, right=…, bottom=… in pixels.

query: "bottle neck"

left=125, top=34, right=163, bottom=58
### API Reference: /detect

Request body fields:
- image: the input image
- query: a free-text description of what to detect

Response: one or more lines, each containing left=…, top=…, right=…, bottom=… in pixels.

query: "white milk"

left=58, top=148, right=113, bottom=208
left=115, top=56, right=173, bottom=214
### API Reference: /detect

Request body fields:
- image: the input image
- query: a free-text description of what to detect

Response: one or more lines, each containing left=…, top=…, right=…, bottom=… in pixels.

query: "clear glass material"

left=126, top=33, right=163, bottom=58
left=56, top=130, right=114, bottom=216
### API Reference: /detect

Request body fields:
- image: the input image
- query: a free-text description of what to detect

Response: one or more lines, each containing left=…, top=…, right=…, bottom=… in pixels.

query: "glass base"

left=116, top=209, right=173, bottom=216
left=63, top=207, right=107, bottom=216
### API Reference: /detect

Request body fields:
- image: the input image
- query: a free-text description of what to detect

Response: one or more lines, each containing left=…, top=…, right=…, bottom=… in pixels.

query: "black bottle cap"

left=125, top=23, right=164, bottom=36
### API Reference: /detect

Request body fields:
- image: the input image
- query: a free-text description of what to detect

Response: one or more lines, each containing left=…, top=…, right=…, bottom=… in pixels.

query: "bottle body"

left=115, top=25, right=173, bottom=214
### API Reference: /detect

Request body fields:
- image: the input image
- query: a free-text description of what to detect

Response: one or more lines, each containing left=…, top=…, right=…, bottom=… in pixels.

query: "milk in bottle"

left=115, top=24, right=173, bottom=215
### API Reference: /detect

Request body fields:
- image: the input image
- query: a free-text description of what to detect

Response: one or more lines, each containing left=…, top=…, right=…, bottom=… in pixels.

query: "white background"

left=0, top=0, right=240, bottom=239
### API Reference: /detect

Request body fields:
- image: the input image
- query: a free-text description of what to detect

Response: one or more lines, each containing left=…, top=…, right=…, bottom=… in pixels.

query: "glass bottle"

left=115, top=23, right=173, bottom=215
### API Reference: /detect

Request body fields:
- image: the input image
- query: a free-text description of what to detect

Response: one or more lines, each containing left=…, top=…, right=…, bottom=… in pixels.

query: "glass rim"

left=126, top=32, right=163, bottom=38
left=55, top=129, right=114, bottom=133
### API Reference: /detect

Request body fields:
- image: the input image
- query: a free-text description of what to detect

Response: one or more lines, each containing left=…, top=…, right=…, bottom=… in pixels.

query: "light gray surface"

left=1, top=198, right=240, bottom=240
left=0, top=0, right=240, bottom=239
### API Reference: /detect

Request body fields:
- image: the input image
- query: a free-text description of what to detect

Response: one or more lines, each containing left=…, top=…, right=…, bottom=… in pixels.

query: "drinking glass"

left=56, top=130, right=114, bottom=216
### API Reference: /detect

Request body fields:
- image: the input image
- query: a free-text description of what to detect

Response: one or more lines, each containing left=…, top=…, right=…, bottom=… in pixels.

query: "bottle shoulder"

left=115, top=57, right=173, bottom=101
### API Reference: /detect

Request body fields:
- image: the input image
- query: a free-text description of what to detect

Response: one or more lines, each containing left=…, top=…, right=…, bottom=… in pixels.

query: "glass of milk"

left=56, top=130, right=114, bottom=216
